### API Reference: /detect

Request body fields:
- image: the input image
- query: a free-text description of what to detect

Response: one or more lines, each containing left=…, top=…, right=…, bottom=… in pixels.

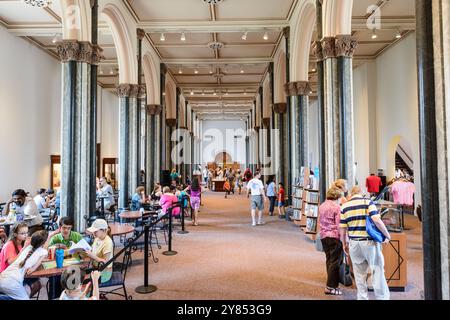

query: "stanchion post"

left=163, top=207, right=178, bottom=255
left=178, top=196, right=189, bottom=234
left=135, top=223, right=157, bottom=293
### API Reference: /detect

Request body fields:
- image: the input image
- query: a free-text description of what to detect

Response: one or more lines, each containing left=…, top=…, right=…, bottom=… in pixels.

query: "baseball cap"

left=86, top=219, right=108, bottom=233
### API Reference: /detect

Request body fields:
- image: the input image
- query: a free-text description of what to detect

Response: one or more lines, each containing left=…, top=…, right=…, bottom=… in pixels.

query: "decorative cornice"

left=321, top=37, right=336, bottom=59
left=115, top=84, right=143, bottom=98
left=137, top=28, right=146, bottom=40
left=335, top=35, right=358, bottom=58
left=56, top=40, right=104, bottom=65
left=147, top=104, right=162, bottom=115
left=284, top=81, right=312, bottom=96
left=312, top=41, right=323, bottom=61
left=273, top=103, right=287, bottom=114
left=166, top=118, right=177, bottom=127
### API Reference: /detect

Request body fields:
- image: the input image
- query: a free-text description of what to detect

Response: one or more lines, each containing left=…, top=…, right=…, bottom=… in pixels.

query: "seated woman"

left=131, top=186, right=147, bottom=211
left=84, top=219, right=113, bottom=284
left=150, top=183, right=162, bottom=201
left=159, top=187, right=181, bottom=218
left=0, top=222, right=30, bottom=273
left=0, top=230, right=49, bottom=300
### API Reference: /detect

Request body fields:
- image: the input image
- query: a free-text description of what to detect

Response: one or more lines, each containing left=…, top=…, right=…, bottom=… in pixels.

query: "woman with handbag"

left=319, top=187, right=345, bottom=295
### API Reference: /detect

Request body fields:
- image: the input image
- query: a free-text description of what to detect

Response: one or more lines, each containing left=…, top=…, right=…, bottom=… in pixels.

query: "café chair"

left=98, top=239, right=133, bottom=300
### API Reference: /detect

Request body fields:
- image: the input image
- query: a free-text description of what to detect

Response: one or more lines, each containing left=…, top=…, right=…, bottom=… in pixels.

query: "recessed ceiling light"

left=178, top=68, right=183, bottom=74
left=240, top=67, right=244, bottom=74
left=52, top=34, right=59, bottom=44
left=243, top=89, right=247, bottom=95
left=241, top=31, right=248, bottom=41
left=202, top=90, right=205, bottom=96
left=371, top=29, right=377, bottom=39
left=395, top=30, right=402, bottom=39
left=99, top=67, right=103, bottom=75
left=160, top=33, right=165, bottom=41
left=190, top=90, right=194, bottom=95
left=263, top=31, right=269, bottom=41
left=311, top=68, right=316, bottom=72
left=181, top=32, right=186, bottom=41
left=109, top=68, right=114, bottom=75
left=213, top=91, right=217, bottom=96
left=194, top=68, right=199, bottom=74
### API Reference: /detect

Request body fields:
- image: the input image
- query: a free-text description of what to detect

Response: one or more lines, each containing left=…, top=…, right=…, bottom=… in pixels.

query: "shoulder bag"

left=365, top=200, right=386, bottom=243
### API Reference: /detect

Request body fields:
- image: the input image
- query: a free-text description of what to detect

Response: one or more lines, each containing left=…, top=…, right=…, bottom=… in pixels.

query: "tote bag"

left=364, top=200, right=386, bottom=243
left=339, top=253, right=353, bottom=286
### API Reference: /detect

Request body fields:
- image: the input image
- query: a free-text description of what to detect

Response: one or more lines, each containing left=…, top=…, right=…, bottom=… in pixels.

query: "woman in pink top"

left=159, top=187, right=180, bottom=217
left=318, top=187, right=344, bottom=295
left=0, top=222, right=29, bottom=273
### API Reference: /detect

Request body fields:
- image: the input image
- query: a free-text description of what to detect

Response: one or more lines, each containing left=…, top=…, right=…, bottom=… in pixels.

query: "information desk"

left=211, top=179, right=226, bottom=192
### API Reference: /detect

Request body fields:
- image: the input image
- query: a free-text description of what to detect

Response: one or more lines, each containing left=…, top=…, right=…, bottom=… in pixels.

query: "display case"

left=103, top=158, right=118, bottom=190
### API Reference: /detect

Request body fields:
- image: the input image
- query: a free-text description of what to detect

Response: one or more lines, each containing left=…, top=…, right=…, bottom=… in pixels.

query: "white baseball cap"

left=86, top=219, right=108, bottom=233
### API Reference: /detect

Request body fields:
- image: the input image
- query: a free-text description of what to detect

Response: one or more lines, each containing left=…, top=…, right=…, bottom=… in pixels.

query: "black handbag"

left=339, top=253, right=353, bottom=287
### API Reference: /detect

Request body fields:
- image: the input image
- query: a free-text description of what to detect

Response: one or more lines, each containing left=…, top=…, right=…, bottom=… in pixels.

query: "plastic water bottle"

left=55, top=248, right=65, bottom=268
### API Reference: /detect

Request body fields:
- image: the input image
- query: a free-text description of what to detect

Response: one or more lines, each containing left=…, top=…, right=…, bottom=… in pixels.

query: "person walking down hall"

left=266, top=177, right=276, bottom=216
left=246, top=172, right=267, bottom=226
left=319, top=187, right=345, bottom=295
left=340, top=186, right=391, bottom=300
left=223, top=179, right=231, bottom=199
left=277, top=183, right=286, bottom=218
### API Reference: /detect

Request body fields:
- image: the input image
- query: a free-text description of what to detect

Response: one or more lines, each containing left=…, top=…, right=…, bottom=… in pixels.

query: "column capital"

left=56, top=40, right=104, bottom=65
left=282, top=26, right=290, bottom=40
left=116, top=84, right=145, bottom=98
left=273, top=103, right=287, bottom=114
left=166, top=118, right=177, bottom=127
left=147, top=104, right=162, bottom=115
left=335, top=35, right=358, bottom=58
left=262, top=118, right=270, bottom=128
left=312, top=41, right=323, bottom=61
left=137, top=28, right=146, bottom=40
left=321, top=37, right=336, bottom=59
left=284, top=81, right=312, bottom=97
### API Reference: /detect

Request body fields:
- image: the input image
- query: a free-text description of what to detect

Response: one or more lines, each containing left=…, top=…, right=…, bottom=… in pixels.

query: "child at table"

left=59, top=268, right=100, bottom=300
left=0, top=230, right=48, bottom=300
left=84, top=219, right=113, bottom=284
left=159, top=187, right=180, bottom=217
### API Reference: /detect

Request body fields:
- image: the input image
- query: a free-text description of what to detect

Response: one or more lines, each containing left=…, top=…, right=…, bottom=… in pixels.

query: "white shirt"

left=10, top=198, right=42, bottom=227
left=33, top=195, right=46, bottom=210
left=0, top=246, right=47, bottom=300
left=98, top=184, right=115, bottom=209
left=202, top=169, right=208, bottom=178
left=247, top=178, right=265, bottom=196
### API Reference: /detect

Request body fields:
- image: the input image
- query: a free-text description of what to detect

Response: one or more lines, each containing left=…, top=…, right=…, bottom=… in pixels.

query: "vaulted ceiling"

left=0, top=0, right=416, bottom=119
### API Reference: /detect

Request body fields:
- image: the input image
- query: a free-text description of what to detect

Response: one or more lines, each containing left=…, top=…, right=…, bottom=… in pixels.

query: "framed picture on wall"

left=50, top=155, right=61, bottom=191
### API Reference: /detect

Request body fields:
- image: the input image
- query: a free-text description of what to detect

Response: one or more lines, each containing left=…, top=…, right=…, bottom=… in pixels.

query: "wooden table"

left=108, top=222, right=135, bottom=236
left=26, top=258, right=90, bottom=279
left=119, top=211, right=142, bottom=220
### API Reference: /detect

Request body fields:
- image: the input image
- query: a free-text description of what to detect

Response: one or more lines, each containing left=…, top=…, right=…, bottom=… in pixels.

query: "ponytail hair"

left=19, top=230, right=48, bottom=268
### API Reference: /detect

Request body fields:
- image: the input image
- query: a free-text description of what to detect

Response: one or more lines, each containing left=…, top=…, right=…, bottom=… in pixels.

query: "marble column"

left=57, top=40, right=103, bottom=232
left=166, top=118, right=177, bottom=171
left=273, top=103, right=288, bottom=197
left=146, top=104, right=161, bottom=193
left=416, top=0, right=445, bottom=300
left=283, top=27, right=292, bottom=206
left=137, top=29, right=145, bottom=186
left=336, top=35, right=358, bottom=188
left=314, top=0, right=327, bottom=201
left=116, top=84, right=145, bottom=209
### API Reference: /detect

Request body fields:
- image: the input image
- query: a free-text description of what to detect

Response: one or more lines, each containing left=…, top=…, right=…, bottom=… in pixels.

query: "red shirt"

left=278, top=187, right=285, bottom=202
left=366, top=175, right=382, bottom=193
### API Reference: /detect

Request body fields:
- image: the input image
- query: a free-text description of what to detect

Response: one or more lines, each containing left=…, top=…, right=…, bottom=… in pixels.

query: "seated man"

left=33, top=188, right=50, bottom=211
left=96, top=177, right=115, bottom=212
left=2, top=189, right=43, bottom=235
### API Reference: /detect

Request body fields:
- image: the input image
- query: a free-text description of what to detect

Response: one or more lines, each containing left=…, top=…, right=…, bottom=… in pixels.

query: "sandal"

left=324, top=287, right=342, bottom=295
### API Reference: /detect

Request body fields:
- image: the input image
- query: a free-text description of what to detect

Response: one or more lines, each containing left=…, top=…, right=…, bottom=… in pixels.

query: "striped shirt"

left=339, top=195, right=380, bottom=239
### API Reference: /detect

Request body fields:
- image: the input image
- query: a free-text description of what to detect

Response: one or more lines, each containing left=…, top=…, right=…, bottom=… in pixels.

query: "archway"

left=143, top=52, right=160, bottom=105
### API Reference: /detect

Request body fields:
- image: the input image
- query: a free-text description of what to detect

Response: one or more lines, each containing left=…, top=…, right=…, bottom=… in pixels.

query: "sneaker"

left=252, top=221, right=257, bottom=227
left=257, top=220, right=265, bottom=225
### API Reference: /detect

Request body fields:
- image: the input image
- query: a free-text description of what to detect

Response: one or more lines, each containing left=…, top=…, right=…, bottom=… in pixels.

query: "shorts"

left=251, top=195, right=264, bottom=210
left=278, top=201, right=285, bottom=207
left=191, top=197, right=201, bottom=210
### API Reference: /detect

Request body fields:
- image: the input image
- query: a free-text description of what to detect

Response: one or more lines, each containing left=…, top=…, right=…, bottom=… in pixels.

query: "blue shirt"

left=267, top=182, right=276, bottom=197
left=131, top=193, right=142, bottom=211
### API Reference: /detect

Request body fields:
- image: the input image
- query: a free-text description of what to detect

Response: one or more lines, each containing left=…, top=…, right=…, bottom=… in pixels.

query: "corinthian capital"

left=273, top=103, right=287, bottom=114
left=116, top=84, right=132, bottom=98
left=56, top=40, right=104, bottom=65
left=147, top=104, right=162, bottom=115
left=321, top=37, right=336, bottom=59
left=335, top=35, right=358, bottom=58
left=312, top=41, right=323, bottom=61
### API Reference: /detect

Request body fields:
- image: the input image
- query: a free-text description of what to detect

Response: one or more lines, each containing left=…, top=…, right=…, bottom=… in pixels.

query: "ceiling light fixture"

left=244, top=89, right=247, bottom=95
left=23, top=0, right=49, bottom=7
left=213, top=91, right=217, bottom=96
left=109, top=68, right=114, bottom=75
left=181, top=32, right=186, bottom=41
left=395, top=30, right=402, bottom=39
left=194, top=67, right=199, bottom=74
left=311, top=68, right=316, bottom=72
left=52, top=34, right=59, bottom=44
left=240, top=66, right=244, bottom=74
left=202, top=90, right=205, bottom=96
left=241, top=31, right=248, bottom=41
left=178, top=68, right=183, bottom=74
left=160, top=32, right=165, bottom=41
left=190, top=90, right=194, bottom=96
left=202, top=0, right=224, bottom=4
left=371, top=29, right=378, bottom=39
left=99, top=67, right=103, bottom=75
left=263, top=31, right=269, bottom=41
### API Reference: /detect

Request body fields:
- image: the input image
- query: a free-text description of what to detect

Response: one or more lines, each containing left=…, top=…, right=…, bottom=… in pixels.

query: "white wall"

left=201, top=120, right=246, bottom=167
left=0, top=25, right=61, bottom=201
left=100, top=88, right=120, bottom=163
left=352, top=33, right=421, bottom=204
left=308, top=99, right=320, bottom=171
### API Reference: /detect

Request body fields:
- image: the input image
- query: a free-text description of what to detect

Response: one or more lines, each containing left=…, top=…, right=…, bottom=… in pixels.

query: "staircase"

left=395, top=152, right=413, bottom=177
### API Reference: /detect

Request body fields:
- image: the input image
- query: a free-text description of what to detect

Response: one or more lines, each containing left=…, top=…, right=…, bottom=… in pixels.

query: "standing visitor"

left=333, top=179, right=350, bottom=205
left=340, top=186, right=391, bottom=300
left=170, top=168, right=180, bottom=185
left=246, top=172, right=266, bottom=226
left=208, top=169, right=214, bottom=189
left=236, top=170, right=243, bottom=195
left=319, top=187, right=344, bottom=295
left=188, top=179, right=203, bottom=226
left=203, top=166, right=209, bottom=186
left=266, top=177, right=277, bottom=216
left=224, top=180, right=231, bottom=199
left=277, top=183, right=286, bottom=218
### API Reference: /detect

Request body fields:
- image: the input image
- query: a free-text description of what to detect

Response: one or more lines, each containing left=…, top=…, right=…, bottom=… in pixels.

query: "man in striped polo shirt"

left=339, top=185, right=391, bottom=300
